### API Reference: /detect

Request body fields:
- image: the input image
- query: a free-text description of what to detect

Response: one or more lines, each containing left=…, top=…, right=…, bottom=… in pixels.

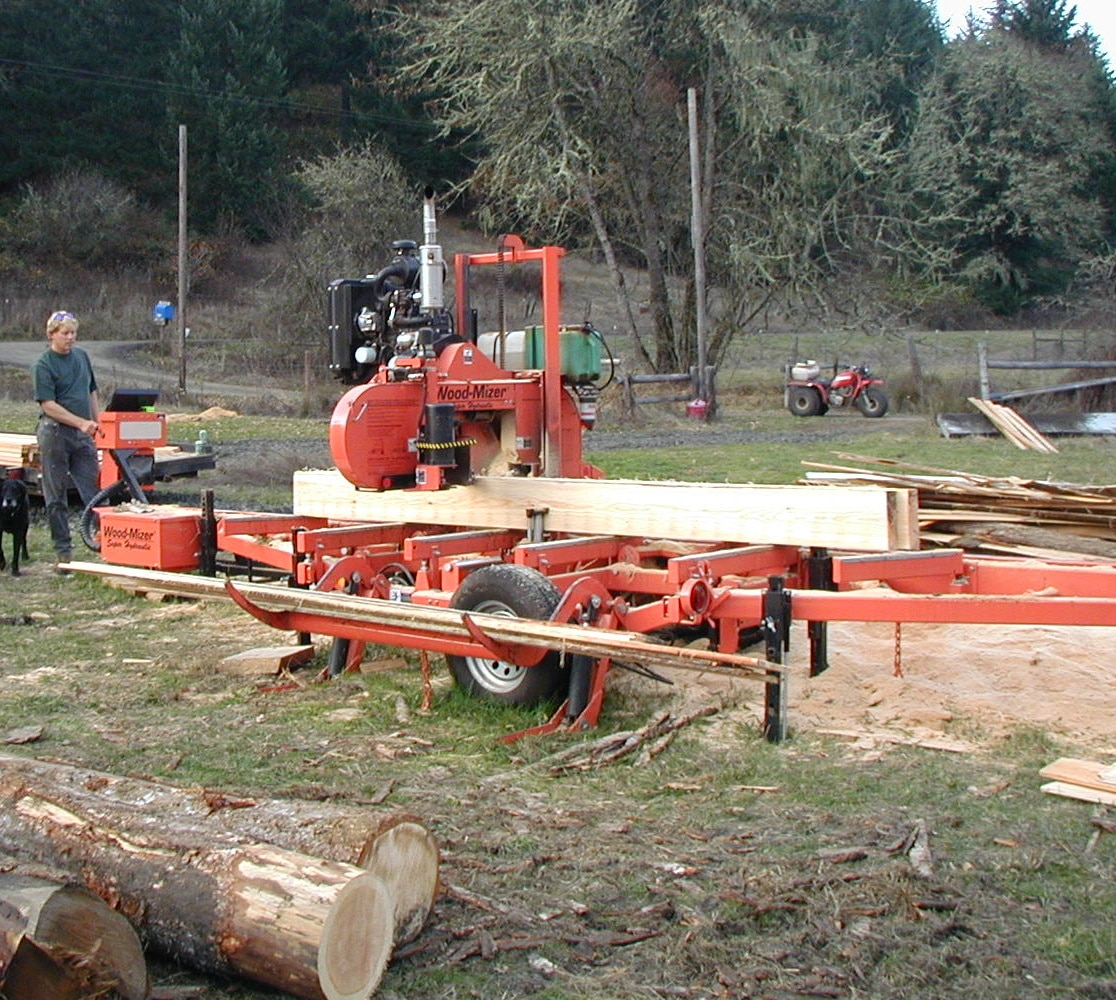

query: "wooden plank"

left=968, top=398, right=1059, bottom=452
left=1041, top=780, right=1116, bottom=807
left=218, top=644, right=316, bottom=675
left=937, top=412, right=1116, bottom=438
left=292, top=470, right=917, bottom=552
left=67, top=562, right=784, bottom=682
left=1039, top=758, right=1116, bottom=795
left=0, top=433, right=37, bottom=470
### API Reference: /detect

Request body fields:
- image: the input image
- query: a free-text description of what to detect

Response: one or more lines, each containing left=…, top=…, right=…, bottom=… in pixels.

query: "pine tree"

left=165, top=0, right=288, bottom=238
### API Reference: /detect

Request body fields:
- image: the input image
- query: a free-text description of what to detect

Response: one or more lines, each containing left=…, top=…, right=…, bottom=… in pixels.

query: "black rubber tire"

left=855, top=386, right=889, bottom=418
left=447, top=564, right=566, bottom=706
left=787, top=386, right=823, bottom=417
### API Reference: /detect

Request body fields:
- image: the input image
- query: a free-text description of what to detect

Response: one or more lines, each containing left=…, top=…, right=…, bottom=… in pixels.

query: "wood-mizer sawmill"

left=78, top=192, right=1116, bottom=742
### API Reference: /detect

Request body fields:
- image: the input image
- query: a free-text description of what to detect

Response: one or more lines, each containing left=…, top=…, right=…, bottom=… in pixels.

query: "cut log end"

left=317, top=871, right=394, bottom=1000
left=356, top=817, right=440, bottom=946
left=0, top=875, right=148, bottom=1000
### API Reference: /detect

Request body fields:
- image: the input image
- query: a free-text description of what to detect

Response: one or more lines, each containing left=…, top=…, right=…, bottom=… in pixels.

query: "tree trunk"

left=0, top=752, right=439, bottom=948
left=0, top=871, right=148, bottom=1000
left=0, top=755, right=414, bottom=1000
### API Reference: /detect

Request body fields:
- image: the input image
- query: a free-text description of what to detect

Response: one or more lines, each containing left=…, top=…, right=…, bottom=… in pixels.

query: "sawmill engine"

left=323, top=191, right=608, bottom=492
left=327, top=229, right=455, bottom=385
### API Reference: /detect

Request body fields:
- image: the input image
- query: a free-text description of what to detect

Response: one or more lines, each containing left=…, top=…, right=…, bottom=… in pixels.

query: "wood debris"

left=904, top=819, right=934, bottom=879
left=537, top=706, right=719, bottom=775
left=802, top=453, right=1116, bottom=560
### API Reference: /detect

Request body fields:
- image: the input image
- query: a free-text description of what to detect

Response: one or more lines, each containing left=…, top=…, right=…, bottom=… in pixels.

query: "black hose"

left=79, top=481, right=129, bottom=552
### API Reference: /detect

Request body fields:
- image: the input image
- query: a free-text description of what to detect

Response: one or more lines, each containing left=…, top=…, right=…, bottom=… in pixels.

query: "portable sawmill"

left=87, top=192, right=1116, bottom=742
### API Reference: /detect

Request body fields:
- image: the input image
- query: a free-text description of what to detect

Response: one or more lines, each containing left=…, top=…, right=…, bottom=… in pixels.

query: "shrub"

left=6, top=170, right=167, bottom=271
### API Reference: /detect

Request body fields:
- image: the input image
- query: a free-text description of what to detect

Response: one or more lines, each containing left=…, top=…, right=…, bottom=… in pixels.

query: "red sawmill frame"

left=207, top=509, right=1116, bottom=739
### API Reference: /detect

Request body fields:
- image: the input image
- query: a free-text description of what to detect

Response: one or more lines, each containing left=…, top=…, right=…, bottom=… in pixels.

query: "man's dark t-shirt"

left=33, top=346, right=98, bottom=419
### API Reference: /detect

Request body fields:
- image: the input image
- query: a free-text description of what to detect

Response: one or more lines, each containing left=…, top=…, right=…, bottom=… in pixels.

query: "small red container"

left=686, top=399, right=709, bottom=420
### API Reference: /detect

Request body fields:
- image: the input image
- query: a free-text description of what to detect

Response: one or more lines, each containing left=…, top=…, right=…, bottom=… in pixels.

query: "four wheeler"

left=785, top=360, right=889, bottom=418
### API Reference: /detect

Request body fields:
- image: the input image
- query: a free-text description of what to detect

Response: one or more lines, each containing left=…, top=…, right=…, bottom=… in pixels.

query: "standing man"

left=33, top=310, right=100, bottom=572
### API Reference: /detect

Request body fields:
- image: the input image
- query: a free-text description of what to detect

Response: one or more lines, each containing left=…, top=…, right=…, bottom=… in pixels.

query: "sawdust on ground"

left=788, top=620, right=1115, bottom=751
left=647, top=620, right=1116, bottom=754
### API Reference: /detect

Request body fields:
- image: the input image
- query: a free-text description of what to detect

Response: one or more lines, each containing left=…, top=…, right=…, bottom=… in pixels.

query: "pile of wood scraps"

left=967, top=397, right=1058, bottom=452
left=801, top=454, right=1116, bottom=561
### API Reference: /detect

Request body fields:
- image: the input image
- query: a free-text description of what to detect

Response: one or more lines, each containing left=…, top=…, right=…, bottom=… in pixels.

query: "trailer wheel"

left=448, top=564, right=565, bottom=706
left=787, top=386, right=823, bottom=417
left=855, top=387, right=889, bottom=418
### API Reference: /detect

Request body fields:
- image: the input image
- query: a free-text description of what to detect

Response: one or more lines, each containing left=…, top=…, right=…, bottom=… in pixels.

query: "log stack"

left=0, top=753, right=441, bottom=999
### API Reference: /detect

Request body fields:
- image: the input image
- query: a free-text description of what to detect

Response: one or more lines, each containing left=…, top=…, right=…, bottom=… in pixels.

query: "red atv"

left=785, top=361, right=889, bottom=418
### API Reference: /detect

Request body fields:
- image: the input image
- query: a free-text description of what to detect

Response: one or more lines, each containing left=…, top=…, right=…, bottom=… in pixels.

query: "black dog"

left=0, top=477, right=30, bottom=576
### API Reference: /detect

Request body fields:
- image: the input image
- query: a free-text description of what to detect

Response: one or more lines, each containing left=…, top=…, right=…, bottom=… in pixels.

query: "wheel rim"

left=461, top=598, right=527, bottom=694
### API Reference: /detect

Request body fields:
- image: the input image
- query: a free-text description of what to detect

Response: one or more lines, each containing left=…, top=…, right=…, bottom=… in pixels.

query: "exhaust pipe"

left=420, top=186, right=444, bottom=312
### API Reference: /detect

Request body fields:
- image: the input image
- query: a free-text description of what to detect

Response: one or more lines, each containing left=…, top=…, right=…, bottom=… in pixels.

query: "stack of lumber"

left=967, top=397, right=1058, bottom=453
left=0, top=432, right=37, bottom=470
left=802, top=454, right=1116, bottom=561
left=1040, top=758, right=1116, bottom=806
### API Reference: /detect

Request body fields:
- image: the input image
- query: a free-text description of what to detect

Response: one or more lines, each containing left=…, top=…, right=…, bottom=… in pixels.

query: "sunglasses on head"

left=49, top=311, right=75, bottom=324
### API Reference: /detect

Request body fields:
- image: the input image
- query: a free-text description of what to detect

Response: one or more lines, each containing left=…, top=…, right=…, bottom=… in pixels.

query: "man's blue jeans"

left=36, top=417, right=99, bottom=559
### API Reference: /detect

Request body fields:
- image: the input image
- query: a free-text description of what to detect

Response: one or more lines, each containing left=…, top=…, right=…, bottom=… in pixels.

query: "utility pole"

left=687, top=88, right=710, bottom=417
left=177, top=124, right=188, bottom=393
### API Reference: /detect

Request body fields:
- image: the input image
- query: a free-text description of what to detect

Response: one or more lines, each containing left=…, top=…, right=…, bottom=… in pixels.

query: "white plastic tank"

left=791, top=360, right=821, bottom=381
left=476, top=330, right=528, bottom=371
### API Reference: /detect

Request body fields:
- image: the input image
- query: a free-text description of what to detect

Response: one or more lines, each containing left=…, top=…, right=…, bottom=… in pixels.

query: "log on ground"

left=0, top=872, right=149, bottom=1000
left=0, top=753, right=439, bottom=950
left=0, top=761, right=395, bottom=1000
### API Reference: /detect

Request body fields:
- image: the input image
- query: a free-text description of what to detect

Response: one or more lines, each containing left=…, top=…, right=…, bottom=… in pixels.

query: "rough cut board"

left=1039, top=758, right=1116, bottom=795
left=1041, top=780, right=1116, bottom=807
left=292, top=470, right=919, bottom=552
left=217, top=644, right=316, bottom=675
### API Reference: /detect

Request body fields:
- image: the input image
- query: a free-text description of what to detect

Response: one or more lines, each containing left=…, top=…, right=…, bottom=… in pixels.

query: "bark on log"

left=0, top=871, right=149, bottom=1000
left=0, top=760, right=396, bottom=999
left=0, top=753, right=439, bottom=948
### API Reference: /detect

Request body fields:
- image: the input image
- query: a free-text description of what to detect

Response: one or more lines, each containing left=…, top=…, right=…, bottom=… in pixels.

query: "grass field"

left=0, top=369, right=1113, bottom=998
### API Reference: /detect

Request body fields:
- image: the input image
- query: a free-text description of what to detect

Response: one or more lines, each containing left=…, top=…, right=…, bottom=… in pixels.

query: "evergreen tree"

left=164, top=0, right=288, bottom=238
left=0, top=0, right=178, bottom=194
left=899, top=29, right=1113, bottom=311
left=992, top=0, right=1084, bottom=50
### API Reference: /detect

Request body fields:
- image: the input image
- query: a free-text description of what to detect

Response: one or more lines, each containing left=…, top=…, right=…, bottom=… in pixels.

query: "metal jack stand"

left=762, top=576, right=791, bottom=743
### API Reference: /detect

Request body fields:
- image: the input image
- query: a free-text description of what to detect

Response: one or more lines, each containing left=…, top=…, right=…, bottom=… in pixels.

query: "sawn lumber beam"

left=291, top=470, right=919, bottom=552
left=67, top=562, right=783, bottom=683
